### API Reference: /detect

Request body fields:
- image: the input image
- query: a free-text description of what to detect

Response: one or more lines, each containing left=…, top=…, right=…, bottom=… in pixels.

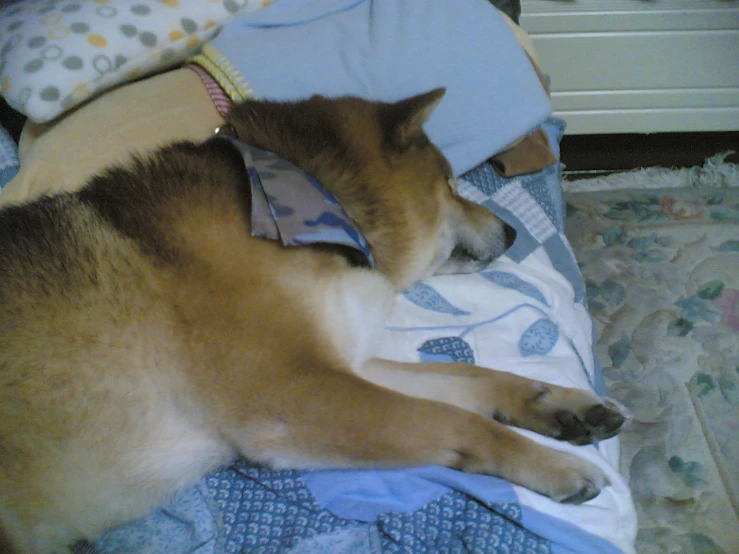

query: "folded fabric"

left=212, top=136, right=375, bottom=267
left=492, top=128, right=558, bottom=177
left=192, top=0, right=551, bottom=176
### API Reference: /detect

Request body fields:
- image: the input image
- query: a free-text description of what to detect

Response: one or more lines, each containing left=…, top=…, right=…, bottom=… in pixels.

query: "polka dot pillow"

left=0, top=0, right=273, bottom=124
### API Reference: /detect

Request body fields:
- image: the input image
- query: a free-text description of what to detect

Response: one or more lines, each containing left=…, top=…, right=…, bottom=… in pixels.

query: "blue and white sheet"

left=0, top=125, right=19, bottom=191
left=78, top=119, right=637, bottom=554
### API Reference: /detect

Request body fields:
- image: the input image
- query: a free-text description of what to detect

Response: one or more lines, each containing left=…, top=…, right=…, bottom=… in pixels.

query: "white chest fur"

left=310, top=269, right=396, bottom=372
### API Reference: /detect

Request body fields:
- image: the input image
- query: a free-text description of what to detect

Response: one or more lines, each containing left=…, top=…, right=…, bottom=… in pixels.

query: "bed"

left=0, top=1, right=637, bottom=553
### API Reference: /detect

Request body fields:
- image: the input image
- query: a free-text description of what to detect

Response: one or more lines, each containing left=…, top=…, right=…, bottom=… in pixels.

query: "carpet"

left=564, top=154, right=739, bottom=554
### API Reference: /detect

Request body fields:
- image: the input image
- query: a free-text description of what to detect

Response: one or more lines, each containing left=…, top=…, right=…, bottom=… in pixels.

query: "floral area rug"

left=565, top=183, right=739, bottom=554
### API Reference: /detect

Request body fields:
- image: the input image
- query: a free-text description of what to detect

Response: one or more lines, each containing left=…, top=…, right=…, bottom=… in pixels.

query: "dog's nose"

left=504, top=224, right=517, bottom=249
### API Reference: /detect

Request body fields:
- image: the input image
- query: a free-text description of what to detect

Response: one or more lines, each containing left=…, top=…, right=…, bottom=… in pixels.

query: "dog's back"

left=0, top=95, right=447, bottom=552
left=0, top=186, right=232, bottom=551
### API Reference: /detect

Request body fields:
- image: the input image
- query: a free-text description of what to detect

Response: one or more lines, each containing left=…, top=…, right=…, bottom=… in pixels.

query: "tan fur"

left=0, top=90, right=624, bottom=553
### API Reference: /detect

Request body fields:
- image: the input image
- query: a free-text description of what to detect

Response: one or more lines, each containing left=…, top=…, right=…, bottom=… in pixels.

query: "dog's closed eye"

left=449, top=245, right=487, bottom=263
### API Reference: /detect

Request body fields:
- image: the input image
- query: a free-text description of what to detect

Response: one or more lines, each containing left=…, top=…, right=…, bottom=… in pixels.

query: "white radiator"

left=520, top=0, right=739, bottom=134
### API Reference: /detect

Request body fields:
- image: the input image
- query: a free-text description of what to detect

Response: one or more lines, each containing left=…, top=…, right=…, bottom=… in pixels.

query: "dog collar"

left=211, top=135, right=375, bottom=268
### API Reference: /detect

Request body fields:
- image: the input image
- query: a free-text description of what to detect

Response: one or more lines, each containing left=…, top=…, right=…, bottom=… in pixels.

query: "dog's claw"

left=559, top=481, right=601, bottom=504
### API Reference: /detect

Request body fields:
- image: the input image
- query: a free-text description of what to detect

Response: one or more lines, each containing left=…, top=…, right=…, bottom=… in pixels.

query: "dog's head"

left=228, top=89, right=509, bottom=289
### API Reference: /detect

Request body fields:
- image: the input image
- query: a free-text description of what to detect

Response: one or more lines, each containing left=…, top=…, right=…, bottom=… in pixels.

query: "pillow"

left=0, top=0, right=274, bottom=123
left=192, top=0, right=552, bottom=176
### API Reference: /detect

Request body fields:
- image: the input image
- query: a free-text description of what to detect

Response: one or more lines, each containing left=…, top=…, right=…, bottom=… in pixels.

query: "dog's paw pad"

left=554, top=410, right=590, bottom=443
left=585, top=403, right=625, bottom=431
left=553, top=402, right=625, bottom=445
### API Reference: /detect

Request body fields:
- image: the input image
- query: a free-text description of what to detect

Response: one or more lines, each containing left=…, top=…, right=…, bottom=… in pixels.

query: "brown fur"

left=0, top=90, right=624, bottom=553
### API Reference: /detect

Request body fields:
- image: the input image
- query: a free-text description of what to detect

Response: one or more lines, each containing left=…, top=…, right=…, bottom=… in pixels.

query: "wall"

left=521, top=0, right=739, bottom=134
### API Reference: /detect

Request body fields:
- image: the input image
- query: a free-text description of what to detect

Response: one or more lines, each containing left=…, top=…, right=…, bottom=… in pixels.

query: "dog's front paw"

left=540, top=452, right=610, bottom=504
left=500, top=384, right=627, bottom=446
left=552, top=399, right=625, bottom=446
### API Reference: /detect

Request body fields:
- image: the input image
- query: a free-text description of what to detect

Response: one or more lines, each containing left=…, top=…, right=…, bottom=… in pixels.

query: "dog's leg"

left=225, top=367, right=610, bottom=504
left=357, top=358, right=624, bottom=446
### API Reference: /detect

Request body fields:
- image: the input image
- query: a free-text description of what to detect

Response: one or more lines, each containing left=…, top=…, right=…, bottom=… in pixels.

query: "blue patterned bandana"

left=212, top=136, right=375, bottom=268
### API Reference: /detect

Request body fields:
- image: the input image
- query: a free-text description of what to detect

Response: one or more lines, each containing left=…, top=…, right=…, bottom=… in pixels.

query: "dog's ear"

left=382, top=88, right=446, bottom=150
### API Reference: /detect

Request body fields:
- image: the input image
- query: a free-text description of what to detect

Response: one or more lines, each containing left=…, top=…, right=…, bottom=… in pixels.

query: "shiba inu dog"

left=0, top=89, right=624, bottom=554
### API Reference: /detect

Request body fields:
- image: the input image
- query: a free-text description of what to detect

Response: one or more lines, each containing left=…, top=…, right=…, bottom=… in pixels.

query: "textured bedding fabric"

left=77, top=119, right=637, bottom=554
left=0, top=125, right=19, bottom=190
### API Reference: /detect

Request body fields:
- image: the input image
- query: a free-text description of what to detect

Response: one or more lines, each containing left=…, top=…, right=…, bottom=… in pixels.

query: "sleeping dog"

left=0, top=90, right=624, bottom=553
